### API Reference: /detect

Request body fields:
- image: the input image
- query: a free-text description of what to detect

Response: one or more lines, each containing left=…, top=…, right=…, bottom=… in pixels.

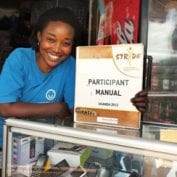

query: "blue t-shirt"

left=0, top=48, right=76, bottom=147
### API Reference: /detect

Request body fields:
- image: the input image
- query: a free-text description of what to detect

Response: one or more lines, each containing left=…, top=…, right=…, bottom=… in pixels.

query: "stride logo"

left=112, top=44, right=144, bottom=78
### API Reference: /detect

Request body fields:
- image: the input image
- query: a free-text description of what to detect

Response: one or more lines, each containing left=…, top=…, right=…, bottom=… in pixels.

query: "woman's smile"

left=48, top=53, right=62, bottom=62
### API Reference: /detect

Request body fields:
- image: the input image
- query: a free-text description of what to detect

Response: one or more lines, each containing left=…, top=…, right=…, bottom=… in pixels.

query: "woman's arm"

left=0, top=102, right=72, bottom=119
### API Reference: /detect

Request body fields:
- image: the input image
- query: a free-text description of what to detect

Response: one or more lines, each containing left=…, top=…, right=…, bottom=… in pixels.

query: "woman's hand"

left=131, top=89, right=148, bottom=113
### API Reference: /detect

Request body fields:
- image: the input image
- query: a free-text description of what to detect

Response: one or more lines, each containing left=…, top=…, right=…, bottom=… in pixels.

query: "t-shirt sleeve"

left=0, top=49, right=25, bottom=103
left=63, top=59, right=76, bottom=109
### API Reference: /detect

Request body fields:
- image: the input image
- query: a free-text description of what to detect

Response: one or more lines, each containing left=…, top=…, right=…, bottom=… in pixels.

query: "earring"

left=37, top=42, right=39, bottom=46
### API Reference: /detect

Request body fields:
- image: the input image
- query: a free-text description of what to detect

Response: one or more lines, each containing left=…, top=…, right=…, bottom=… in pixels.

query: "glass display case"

left=2, top=118, right=177, bottom=177
left=141, top=0, right=177, bottom=126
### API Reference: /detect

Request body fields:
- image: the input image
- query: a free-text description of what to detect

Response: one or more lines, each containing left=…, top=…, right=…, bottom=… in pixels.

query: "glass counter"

left=2, top=118, right=177, bottom=177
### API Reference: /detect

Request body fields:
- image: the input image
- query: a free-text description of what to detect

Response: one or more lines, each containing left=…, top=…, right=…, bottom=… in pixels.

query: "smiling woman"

left=0, top=7, right=81, bottom=148
left=36, top=21, right=74, bottom=72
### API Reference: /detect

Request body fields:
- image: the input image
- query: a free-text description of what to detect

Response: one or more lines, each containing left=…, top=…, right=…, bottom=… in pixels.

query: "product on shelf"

left=47, top=142, right=91, bottom=167
left=12, top=133, right=44, bottom=165
left=143, top=96, right=177, bottom=125
left=151, top=59, right=177, bottom=92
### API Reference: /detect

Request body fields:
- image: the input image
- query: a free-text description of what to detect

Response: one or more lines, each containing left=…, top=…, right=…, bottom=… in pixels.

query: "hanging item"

left=96, top=0, right=141, bottom=45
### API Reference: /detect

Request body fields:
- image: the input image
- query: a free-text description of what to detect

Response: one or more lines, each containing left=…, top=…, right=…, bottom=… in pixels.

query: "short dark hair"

left=30, top=7, right=81, bottom=51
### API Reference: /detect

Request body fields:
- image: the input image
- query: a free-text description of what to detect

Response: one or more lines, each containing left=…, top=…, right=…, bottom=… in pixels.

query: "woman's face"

left=37, top=21, right=74, bottom=72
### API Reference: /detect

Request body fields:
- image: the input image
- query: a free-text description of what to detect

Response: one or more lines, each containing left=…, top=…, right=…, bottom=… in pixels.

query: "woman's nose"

left=53, top=43, right=62, bottom=53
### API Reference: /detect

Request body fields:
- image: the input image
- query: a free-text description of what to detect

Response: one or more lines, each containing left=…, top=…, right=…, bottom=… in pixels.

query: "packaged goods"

left=47, top=142, right=91, bottom=167
left=12, top=133, right=44, bottom=165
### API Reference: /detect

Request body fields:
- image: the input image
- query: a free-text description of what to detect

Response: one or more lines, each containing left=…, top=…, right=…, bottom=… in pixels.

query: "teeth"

left=48, top=54, right=60, bottom=61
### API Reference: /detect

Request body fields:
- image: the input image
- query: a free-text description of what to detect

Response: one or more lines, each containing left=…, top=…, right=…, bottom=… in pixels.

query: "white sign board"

left=74, top=44, right=144, bottom=129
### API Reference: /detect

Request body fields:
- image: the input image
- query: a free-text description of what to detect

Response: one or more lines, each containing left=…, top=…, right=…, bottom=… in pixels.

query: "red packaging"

left=97, top=0, right=141, bottom=45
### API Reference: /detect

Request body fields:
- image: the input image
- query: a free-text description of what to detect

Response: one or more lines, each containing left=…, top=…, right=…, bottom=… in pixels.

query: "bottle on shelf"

left=160, top=99, right=172, bottom=124
left=159, top=60, right=171, bottom=91
left=151, top=62, right=160, bottom=91
left=151, top=98, right=160, bottom=122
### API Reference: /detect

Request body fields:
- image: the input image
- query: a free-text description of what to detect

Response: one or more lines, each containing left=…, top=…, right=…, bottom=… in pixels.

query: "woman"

left=0, top=7, right=148, bottom=148
left=0, top=7, right=80, bottom=147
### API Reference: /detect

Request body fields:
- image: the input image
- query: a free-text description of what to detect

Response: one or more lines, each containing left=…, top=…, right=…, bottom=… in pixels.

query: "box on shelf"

left=12, top=133, right=44, bottom=165
left=16, top=162, right=35, bottom=177
left=160, top=129, right=177, bottom=143
left=74, top=44, right=144, bottom=129
left=47, top=142, right=91, bottom=167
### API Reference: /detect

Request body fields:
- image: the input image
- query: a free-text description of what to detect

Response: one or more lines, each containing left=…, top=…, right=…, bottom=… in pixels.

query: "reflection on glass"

left=144, top=0, right=177, bottom=126
left=147, top=0, right=177, bottom=55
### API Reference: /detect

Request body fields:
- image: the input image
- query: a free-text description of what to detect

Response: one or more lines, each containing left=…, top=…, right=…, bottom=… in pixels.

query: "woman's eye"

left=62, top=41, right=72, bottom=47
left=47, top=38, right=55, bottom=43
